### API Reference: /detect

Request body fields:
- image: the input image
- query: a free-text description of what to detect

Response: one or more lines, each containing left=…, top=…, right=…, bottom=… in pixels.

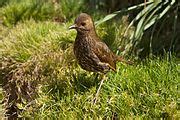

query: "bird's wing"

left=93, top=41, right=116, bottom=70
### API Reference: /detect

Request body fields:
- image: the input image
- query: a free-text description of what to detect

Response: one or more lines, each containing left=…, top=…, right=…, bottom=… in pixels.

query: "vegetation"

left=24, top=56, right=179, bottom=119
left=0, top=0, right=179, bottom=119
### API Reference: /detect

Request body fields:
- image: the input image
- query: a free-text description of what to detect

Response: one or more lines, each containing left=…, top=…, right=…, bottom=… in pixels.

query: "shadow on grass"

left=72, top=72, right=99, bottom=93
left=44, top=72, right=100, bottom=100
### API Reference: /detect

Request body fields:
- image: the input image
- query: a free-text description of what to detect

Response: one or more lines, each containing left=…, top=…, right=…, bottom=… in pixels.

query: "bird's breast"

left=74, top=35, right=94, bottom=57
left=73, top=35, right=99, bottom=71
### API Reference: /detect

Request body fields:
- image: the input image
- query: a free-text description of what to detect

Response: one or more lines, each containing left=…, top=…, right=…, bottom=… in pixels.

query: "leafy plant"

left=96, top=0, right=179, bottom=57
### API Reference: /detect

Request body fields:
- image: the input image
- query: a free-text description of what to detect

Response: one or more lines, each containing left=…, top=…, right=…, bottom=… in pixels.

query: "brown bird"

left=69, top=13, right=131, bottom=103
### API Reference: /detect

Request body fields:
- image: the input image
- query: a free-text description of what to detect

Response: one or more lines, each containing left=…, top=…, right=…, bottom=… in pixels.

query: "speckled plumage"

left=70, top=13, right=124, bottom=73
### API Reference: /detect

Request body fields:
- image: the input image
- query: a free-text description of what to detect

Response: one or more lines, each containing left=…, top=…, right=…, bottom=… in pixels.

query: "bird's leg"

left=93, top=74, right=106, bottom=104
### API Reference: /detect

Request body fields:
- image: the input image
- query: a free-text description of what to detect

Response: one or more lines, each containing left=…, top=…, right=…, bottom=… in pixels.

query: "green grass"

left=0, top=19, right=179, bottom=119
left=0, top=0, right=88, bottom=27
left=20, top=58, right=178, bottom=119
left=0, top=0, right=179, bottom=119
left=0, top=20, right=75, bottom=61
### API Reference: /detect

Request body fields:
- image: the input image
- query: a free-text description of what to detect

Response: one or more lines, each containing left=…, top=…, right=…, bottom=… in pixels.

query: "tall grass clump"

left=0, top=20, right=77, bottom=119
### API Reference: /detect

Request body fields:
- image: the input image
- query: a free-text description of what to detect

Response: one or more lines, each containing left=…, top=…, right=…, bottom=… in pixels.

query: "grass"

left=0, top=19, right=179, bottom=119
left=0, top=0, right=88, bottom=27
left=20, top=58, right=178, bottom=119
left=0, top=1, right=179, bottom=119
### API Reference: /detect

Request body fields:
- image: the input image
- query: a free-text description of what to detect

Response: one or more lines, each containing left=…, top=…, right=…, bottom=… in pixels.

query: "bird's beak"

left=69, top=24, right=77, bottom=29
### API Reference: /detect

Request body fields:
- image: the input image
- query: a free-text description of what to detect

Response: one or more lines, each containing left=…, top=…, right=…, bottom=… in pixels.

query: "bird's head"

left=69, top=13, right=95, bottom=34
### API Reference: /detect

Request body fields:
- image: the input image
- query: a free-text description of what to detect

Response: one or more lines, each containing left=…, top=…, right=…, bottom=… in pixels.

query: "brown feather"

left=70, top=13, right=131, bottom=73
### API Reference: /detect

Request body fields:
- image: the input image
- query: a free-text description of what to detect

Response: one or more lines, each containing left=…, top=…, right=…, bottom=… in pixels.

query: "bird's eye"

left=81, top=22, right=86, bottom=26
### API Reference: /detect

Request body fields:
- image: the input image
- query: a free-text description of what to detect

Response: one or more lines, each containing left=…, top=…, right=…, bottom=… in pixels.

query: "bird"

left=69, top=13, right=132, bottom=103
